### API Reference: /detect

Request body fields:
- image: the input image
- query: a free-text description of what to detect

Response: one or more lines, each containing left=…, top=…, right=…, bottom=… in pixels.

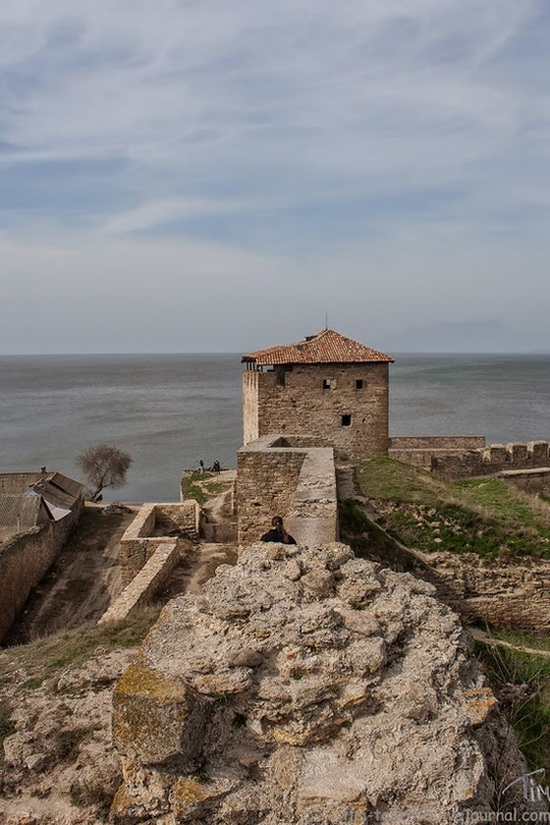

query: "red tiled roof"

left=242, top=329, right=394, bottom=365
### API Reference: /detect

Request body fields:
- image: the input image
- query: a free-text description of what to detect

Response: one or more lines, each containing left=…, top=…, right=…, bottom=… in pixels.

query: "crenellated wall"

left=388, top=438, right=550, bottom=480
left=432, top=440, right=550, bottom=479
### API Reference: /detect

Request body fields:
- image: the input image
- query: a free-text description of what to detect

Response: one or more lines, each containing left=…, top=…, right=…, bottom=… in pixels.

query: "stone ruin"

left=110, top=541, right=536, bottom=825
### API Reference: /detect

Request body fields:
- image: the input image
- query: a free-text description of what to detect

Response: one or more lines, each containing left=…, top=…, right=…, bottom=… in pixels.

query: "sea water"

left=1, top=353, right=549, bottom=502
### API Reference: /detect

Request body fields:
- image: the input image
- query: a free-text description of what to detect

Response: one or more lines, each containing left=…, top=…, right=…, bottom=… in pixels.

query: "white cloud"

left=1, top=1, right=550, bottom=351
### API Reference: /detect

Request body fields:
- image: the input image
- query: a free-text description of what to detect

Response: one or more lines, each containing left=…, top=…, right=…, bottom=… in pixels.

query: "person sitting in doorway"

left=260, top=515, right=297, bottom=545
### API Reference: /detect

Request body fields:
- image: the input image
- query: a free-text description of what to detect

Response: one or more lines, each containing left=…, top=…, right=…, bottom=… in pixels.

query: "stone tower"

left=241, top=328, right=394, bottom=458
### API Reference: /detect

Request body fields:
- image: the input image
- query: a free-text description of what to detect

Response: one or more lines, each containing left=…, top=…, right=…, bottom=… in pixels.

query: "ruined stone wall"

left=99, top=541, right=179, bottom=624
left=243, top=363, right=389, bottom=458
left=0, top=505, right=81, bottom=642
left=0, top=472, right=47, bottom=494
left=422, top=552, right=550, bottom=631
left=118, top=502, right=199, bottom=586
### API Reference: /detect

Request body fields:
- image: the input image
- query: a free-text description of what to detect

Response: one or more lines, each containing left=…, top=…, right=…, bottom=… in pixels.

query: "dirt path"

left=5, top=504, right=137, bottom=645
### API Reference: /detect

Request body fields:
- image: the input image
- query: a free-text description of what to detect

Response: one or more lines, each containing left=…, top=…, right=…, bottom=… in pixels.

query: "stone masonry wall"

left=432, top=441, right=550, bottom=479
left=0, top=505, right=81, bottom=642
left=243, top=363, right=389, bottom=459
left=422, top=552, right=550, bottom=631
left=99, top=541, right=179, bottom=624
left=237, top=435, right=338, bottom=548
left=285, top=448, right=338, bottom=549
left=236, top=437, right=306, bottom=547
left=389, top=436, right=486, bottom=470
left=389, top=436, right=486, bottom=451
left=118, top=502, right=199, bottom=586
left=500, top=468, right=550, bottom=498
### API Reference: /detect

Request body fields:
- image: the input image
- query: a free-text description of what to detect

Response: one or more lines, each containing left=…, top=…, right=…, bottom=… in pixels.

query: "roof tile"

left=242, top=329, right=394, bottom=366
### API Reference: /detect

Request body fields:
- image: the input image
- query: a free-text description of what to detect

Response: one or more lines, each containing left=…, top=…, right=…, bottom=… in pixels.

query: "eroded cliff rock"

left=111, top=542, right=531, bottom=825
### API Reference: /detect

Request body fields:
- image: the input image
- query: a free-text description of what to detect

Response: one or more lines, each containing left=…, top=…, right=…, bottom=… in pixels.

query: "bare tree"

left=76, top=444, right=133, bottom=501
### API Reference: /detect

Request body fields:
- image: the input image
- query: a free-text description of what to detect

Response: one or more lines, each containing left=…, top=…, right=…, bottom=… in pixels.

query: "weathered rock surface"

left=111, top=542, right=532, bottom=824
left=1, top=649, right=136, bottom=825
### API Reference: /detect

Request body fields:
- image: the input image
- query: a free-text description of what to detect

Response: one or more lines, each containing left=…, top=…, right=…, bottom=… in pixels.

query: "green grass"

left=180, top=471, right=212, bottom=505
left=475, top=635, right=550, bottom=773
left=202, top=479, right=232, bottom=495
left=356, top=457, right=550, bottom=560
left=0, top=605, right=160, bottom=682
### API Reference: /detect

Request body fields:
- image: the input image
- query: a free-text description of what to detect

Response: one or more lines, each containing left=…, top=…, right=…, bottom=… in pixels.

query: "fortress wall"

left=245, top=363, right=389, bottom=459
left=285, top=448, right=338, bottom=549
left=155, top=502, right=199, bottom=535
left=0, top=472, right=48, bottom=494
left=0, top=506, right=81, bottom=642
left=99, top=541, right=179, bottom=625
left=432, top=441, right=550, bottom=479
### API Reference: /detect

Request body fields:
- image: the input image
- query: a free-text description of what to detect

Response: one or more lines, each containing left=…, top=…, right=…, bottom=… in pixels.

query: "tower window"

left=356, top=379, right=364, bottom=389
left=341, top=414, right=352, bottom=427
left=322, top=378, right=332, bottom=389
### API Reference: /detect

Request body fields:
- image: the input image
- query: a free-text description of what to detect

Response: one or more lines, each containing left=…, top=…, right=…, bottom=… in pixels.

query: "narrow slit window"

left=322, top=378, right=332, bottom=389
left=341, top=414, right=352, bottom=427
left=356, top=379, right=364, bottom=389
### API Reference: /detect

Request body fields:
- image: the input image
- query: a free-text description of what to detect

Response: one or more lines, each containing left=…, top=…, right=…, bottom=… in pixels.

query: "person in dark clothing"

left=260, top=515, right=297, bottom=545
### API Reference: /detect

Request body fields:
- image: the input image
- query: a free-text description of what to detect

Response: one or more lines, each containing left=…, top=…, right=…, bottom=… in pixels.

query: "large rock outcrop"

left=111, top=542, right=532, bottom=824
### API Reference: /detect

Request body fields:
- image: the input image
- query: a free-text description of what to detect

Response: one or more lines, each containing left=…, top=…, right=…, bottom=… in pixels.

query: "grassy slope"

left=355, top=456, right=550, bottom=560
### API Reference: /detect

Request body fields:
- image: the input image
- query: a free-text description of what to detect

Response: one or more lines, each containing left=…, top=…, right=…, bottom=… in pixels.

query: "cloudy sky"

left=1, top=0, right=549, bottom=353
